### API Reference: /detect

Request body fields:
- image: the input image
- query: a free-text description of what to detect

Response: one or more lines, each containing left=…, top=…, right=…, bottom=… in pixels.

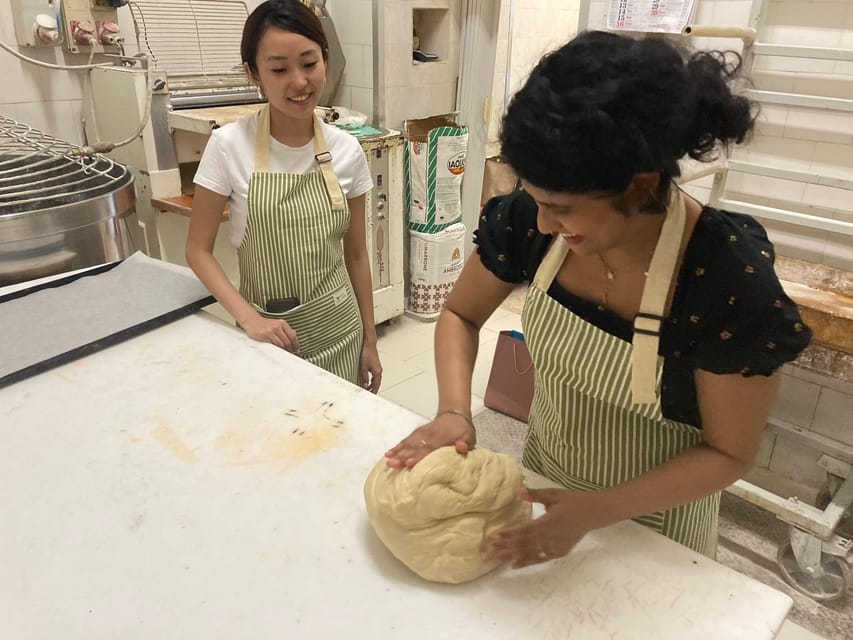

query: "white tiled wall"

left=374, top=0, right=464, bottom=130
left=0, top=0, right=90, bottom=143
left=0, top=0, right=270, bottom=143
left=486, top=0, right=581, bottom=156
left=757, top=363, right=853, bottom=500
left=485, top=1, right=853, bottom=272
left=326, top=0, right=374, bottom=118
left=687, top=1, right=853, bottom=272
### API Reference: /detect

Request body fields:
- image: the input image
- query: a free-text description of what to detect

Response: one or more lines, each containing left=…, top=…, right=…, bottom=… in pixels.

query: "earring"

left=257, top=86, right=266, bottom=100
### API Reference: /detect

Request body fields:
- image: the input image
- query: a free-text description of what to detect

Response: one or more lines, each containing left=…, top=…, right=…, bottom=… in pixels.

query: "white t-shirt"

left=194, top=113, right=373, bottom=248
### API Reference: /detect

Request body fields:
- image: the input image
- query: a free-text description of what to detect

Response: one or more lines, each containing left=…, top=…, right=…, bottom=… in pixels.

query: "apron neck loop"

left=253, top=105, right=347, bottom=211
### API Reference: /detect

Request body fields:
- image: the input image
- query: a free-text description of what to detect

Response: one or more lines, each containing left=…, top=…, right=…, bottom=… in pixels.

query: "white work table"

left=0, top=312, right=792, bottom=639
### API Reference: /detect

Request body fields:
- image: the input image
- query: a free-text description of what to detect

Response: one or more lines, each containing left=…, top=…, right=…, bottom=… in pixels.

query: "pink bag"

left=483, top=330, right=534, bottom=423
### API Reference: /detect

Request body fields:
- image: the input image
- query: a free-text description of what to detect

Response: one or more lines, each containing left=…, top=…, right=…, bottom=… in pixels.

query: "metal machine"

left=0, top=115, right=135, bottom=286
left=82, top=0, right=405, bottom=323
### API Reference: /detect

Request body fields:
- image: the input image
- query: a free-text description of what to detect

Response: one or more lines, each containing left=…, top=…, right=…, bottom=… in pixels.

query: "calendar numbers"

left=607, top=0, right=695, bottom=33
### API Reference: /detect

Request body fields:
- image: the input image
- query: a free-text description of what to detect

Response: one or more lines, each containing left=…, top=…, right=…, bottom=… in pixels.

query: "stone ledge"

left=792, top=343, right=853, bottom=385
left=775, top=256, right=852, bottom=382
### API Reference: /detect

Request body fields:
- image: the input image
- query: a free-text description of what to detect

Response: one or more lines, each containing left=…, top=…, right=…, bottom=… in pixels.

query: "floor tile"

left=377, top=309, right=520, bottom=419
left=482, top=308, right=524, bottom=337
left=379, top=352, right=425, bottom=391
left=394, top=314, right=439, bottom=338
left=776, top=620, right=827, bottom=640
left=375, top=320, right=434, bottom=362
left=378, top=372, right=437, bottom=420
left=403, top=347, right=437, bottom=377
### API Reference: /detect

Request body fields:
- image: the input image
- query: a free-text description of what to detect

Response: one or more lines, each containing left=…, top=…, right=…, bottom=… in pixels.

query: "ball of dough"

left=364, top=446, right=532, bottom=584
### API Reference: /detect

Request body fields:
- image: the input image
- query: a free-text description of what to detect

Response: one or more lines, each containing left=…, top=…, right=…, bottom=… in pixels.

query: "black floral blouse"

left=475, top=190, right=812, bottom=428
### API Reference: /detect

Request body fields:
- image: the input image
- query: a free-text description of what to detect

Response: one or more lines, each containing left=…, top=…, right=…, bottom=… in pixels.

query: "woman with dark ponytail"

left=187, top=0, right=382, bottom=392
left=386, top=32, right=811, bottom=563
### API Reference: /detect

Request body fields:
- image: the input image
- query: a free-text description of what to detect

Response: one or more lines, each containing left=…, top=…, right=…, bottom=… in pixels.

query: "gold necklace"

left=597, top=249, right=654, bottom=310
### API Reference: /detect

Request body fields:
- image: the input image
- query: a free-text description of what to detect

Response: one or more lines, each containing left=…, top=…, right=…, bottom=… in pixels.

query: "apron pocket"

left=254, top=286, right=361, bottom=355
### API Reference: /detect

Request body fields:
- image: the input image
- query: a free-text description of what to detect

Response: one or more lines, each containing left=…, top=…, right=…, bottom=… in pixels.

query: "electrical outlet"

left=10, top=0, right=62, bottom=47
left=59, top=0, right=121, bottom=53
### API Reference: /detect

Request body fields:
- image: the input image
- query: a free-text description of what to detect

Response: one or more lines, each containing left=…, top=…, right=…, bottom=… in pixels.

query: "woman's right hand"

left=385, top=412, right=476, bottom=469
left=240, top=314, right=300, bottom=353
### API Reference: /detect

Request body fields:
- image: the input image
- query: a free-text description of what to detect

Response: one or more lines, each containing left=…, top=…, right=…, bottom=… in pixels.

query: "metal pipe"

left=682, top=24, right=757, bottom=45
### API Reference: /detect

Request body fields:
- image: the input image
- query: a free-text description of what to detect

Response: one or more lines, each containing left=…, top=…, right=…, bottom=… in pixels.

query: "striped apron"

left=237, top=105, right=363, bottom=385
left=521, top=191, right=720, bottom=557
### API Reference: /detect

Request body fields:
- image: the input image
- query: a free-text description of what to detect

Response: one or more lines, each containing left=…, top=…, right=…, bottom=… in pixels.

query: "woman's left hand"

left=488, top=488, right=600, bottom=569
left=360, top=343, right=383, bottom=393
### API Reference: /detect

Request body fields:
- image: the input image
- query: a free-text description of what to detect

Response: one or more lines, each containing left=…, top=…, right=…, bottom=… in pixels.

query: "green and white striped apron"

left=237, top=105, right=363, bottom=384
left=521, top=191, right=720, bottom=557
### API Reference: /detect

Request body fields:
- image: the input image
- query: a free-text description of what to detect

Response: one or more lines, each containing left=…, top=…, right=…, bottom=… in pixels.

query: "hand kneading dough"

left=364, top=447, right=532, bottom=584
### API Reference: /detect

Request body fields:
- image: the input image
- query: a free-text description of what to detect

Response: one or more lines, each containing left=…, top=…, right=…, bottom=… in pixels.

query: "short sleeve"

left=322, top=124, right=373, bottom=199
left=473, top=190, right=550, bottom=283
left=193, top=129, right=232, bottom=197
left=691, top=213, right=811, bottom=376
left=346, top=145, right=372, bottom=199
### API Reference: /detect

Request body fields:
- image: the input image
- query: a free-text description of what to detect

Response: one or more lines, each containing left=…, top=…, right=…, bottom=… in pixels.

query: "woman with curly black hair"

left=386, top=31, right=811, bottom=565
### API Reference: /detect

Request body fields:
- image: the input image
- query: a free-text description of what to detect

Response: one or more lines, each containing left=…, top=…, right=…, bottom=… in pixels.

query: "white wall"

left=0, top=0, right=93, bottom=143
left=493, top=2, right=853, bottom=272
left=486, top=0, right=581, bottom=156
left=493, top=2, right=853, bottom=256
left=374, top=0, right=464, bottom=130
left=325, top=0, right=374, bottom=118
left=684, top=0, right=853, bottom=273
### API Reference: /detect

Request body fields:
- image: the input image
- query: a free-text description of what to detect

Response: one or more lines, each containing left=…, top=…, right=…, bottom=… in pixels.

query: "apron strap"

left=253, top=105, right=347, bottom=211
left=532, top=235, right=569, bottom=290
left=630, top=188, right=686, bottom=404
left=312, top=116, right=347, bottom=211
left=254, top=105, right=272, bottom=173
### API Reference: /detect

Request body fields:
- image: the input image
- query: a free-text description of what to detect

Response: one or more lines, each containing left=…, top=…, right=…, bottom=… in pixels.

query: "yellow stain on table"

left=152, top=425, right=199, bottom=463
left=215, top=423, right=341, bottom=467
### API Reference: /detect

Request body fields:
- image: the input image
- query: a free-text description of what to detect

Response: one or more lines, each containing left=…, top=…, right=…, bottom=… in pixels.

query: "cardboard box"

left=404, top=115, right=468, bottom=234
left=481, top=155, right=520, bottom=205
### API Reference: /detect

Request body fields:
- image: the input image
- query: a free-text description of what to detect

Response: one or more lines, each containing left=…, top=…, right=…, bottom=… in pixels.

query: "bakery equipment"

left=82, top=0, right=404, bottom=323
left=0, top=114, right=135, bottom=286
